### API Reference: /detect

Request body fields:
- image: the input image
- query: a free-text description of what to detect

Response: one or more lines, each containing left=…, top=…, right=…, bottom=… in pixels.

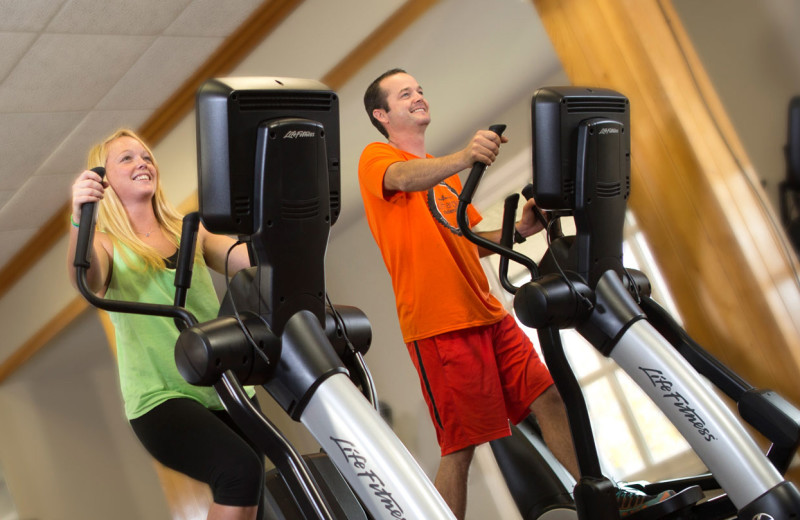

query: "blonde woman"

left=67, top=129, right=263, bottom=520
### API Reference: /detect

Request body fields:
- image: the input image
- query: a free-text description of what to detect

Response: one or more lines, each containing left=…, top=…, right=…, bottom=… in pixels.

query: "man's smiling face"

left=378, top=72, right=431, bottom=135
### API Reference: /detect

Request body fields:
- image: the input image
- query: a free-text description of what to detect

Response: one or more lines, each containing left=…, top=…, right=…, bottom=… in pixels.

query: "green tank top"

left=105, top=241, right=254, bottom=419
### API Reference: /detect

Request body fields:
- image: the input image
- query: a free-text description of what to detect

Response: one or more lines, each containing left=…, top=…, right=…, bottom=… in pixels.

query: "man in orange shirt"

left=358, top=68, right=673, bottom=520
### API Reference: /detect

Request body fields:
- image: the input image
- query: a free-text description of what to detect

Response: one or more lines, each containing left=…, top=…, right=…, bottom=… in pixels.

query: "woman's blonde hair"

left=87, top=129, right=185, bottom=270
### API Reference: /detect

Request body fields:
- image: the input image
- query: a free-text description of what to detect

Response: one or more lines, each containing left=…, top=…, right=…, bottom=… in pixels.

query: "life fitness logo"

left=752, top=513, right=774, bottom=520
left=283, top=130, right=315, bottom=139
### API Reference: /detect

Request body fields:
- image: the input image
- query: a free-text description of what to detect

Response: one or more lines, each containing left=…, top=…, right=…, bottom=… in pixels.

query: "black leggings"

left=130, top=397, right=265, bottom=510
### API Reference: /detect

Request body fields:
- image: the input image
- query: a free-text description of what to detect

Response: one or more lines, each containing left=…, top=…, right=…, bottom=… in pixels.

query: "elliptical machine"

left=74, top=76, right=457, bottom=520
left=457, top=87, right=800, bottom=520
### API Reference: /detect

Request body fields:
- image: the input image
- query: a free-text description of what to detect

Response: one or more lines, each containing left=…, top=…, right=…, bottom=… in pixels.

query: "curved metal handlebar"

left=456, top=124, right=539, bottom=281
left=72, top=169, right=197, bottom=329
left=498, top=193, right=521, bottom=293
left=458, top=124, right=507, bottom=203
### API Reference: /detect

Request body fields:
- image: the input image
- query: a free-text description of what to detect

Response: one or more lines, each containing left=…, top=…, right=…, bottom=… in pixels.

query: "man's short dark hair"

left=364, top=68, right=407, bottom=139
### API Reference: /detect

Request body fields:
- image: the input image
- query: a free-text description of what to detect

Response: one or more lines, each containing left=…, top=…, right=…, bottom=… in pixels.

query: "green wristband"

left=70, top=214, right=79, bottom=228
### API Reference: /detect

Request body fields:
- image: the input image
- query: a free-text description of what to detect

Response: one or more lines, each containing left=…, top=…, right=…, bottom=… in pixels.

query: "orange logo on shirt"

left=427, top=181, right=462, bottom=235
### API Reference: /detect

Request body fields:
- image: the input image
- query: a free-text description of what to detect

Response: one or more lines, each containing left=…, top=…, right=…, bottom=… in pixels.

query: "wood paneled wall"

left=532, top=0, right=800, bottom=480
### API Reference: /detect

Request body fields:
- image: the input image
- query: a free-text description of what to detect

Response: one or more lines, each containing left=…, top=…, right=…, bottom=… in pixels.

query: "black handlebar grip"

left=521, top=182, right=552, bottom=230
left=487, top=124, right=507, bottom=136
left=501, top=194, right=520, bottom=247
left=459, top=124, right=507, bottom=204
left=74, top=166, right=106, bottom=269
left=173, top=212, right=200, bottom=331
left=521, top=183, right=534, bottom=200
left=174, top=212, right=200, bottom=292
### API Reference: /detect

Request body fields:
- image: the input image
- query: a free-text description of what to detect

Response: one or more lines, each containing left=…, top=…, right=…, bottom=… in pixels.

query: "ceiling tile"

left=97, top=36, right=223, bottom=110
left=164, top=0, right=264, bottom=37
left=0, top=111, right=85, bottom=191
left=0, top=174, right=73, bottom=232
left=33, top=109, right=152, bottom=178
left=45, top=0, right=192, bottom=36
left=0, top=34, right=154, bottom=112
left=0, top=0, right=67, bottom=32
left=234, top=0, right=405, bottom=80
left=0, top=32, right=38, bottom=81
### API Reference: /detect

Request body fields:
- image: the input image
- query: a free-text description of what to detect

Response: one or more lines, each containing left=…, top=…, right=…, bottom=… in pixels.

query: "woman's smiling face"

left=104, top=135, right=157, bottom=203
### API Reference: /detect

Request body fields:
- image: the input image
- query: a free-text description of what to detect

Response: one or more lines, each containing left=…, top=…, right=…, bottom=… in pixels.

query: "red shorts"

left=407, top=314, right=554, bottom=456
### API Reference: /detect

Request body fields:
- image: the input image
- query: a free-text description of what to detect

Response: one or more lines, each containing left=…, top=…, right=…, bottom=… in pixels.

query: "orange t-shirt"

left=358, top=142, right=506, bottom=343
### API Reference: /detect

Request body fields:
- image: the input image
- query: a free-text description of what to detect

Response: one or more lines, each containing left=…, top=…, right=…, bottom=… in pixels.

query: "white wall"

left=0, top=312, right=170, bottom=520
